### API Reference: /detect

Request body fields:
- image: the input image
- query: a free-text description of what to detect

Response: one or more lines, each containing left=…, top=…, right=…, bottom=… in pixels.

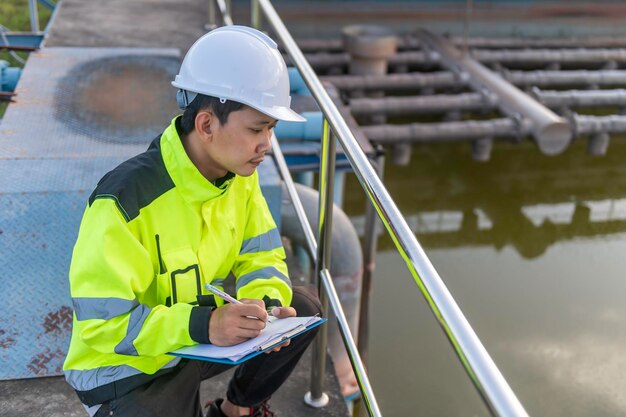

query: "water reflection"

left=352, top=199, right=626, bottom=258
left=345, top=138, right=626, bottom=258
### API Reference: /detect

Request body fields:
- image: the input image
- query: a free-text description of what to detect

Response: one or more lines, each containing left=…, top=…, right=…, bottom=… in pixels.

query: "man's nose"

left=256, top=131, right=272, bottom=154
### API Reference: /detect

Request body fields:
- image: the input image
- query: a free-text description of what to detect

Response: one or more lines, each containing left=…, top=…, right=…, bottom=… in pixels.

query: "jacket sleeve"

left=231, top=173, right=293, bottom=307
left=69, top=198, right=206, bottom=358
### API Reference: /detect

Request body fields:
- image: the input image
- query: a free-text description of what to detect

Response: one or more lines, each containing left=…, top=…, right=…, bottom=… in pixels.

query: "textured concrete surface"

left=44, top=0, right=420, bottom=52
left=0, top=349, right=349, bottom=417
left=44, top=0, right=456, bottom=53
left=45, top=0, right=208, bottom=52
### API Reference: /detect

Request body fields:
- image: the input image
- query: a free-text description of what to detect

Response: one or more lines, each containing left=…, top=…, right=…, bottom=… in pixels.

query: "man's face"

left=208, top=106, right=277, bottom=178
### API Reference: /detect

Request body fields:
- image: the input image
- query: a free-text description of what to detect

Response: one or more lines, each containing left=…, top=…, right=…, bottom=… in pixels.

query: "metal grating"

left=0, top=47, right=180, bottom=379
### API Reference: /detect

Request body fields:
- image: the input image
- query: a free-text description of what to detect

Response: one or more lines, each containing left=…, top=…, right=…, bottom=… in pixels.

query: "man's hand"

left=264, top=305, right=297, bottom=354
left=208, top=299, right=268, bottom=346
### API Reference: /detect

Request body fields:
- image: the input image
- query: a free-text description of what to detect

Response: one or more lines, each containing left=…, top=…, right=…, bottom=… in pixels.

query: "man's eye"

left=250, top=129, right=262, bottom=134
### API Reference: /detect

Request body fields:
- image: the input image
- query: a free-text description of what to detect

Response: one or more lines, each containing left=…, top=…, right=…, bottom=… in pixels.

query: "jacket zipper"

left=155, top=234, right=166, bottom=274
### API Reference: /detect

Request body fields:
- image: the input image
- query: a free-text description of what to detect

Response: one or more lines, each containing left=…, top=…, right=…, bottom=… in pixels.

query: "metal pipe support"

left=417, top=30, right=571, bottom=155
left=29, top=0, right=40, bottom=33
left=357, top=151, right=385, bottom=364
left=308, top=119, right=335, bottom=407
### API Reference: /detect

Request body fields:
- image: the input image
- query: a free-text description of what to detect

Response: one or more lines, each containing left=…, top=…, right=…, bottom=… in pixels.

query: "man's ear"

left=195, top=110, right=214, bottom=142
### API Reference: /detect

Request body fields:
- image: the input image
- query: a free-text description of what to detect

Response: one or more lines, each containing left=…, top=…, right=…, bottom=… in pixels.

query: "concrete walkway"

left=1, top=1, right=351, bottom=416
left=0, top=350, right=348, bottom=417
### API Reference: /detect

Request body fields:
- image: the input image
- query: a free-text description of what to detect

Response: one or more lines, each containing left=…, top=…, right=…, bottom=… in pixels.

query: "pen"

left=204, top=283, right=240, bottom=305
left=204, top=283, right=274, bottom=321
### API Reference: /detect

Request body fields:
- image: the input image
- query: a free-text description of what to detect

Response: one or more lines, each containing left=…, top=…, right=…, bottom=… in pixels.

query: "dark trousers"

left=94, top=286, right=322, bottom=417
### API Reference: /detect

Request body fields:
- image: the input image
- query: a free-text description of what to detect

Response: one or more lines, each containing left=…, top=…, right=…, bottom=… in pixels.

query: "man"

left=63, top=26, right=322, bottom=417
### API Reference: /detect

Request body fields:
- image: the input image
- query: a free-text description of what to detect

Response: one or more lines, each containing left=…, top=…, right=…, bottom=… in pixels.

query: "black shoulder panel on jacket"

left=88, top=136, right=175, bottom=222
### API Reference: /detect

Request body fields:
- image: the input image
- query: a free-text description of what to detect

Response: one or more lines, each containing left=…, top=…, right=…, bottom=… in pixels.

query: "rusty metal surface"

left=0, top=191, right=87, bottom=378
left=55, top=55, right=181, bottom=144
left=0, top=47, right=180, bottom=159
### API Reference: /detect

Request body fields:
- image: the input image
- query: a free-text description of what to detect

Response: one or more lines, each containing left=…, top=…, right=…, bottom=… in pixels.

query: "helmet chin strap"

left=176, top=89, right=198, bottom=110
left=177, top=90, right=228, bottom=110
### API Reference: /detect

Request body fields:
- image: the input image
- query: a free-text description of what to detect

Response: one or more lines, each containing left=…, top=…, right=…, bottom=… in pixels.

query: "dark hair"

left=180, top=94, right=245, bottom=135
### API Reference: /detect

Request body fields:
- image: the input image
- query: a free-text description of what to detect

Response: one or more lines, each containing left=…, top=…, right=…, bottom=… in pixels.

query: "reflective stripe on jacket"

left=63, top=116, right=292, bottom=396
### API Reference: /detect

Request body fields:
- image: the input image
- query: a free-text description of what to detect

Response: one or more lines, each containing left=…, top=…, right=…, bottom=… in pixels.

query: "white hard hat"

left=172, top=25, right=305, bottom=123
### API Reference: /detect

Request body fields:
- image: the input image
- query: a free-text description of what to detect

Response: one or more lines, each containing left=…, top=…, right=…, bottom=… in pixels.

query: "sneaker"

left=205, top=398, right=277, bottom=417
left=205, top=398, right=227, bottom=417
left=250, top=400, right=277, bottom=417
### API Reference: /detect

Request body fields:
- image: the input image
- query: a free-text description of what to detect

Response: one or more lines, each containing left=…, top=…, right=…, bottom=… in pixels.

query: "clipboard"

left=169, top=315, right=326, bottom=365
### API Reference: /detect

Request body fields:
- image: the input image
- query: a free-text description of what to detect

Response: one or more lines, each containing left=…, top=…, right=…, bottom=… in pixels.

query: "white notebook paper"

left=169, top=315, right=325, bottom=364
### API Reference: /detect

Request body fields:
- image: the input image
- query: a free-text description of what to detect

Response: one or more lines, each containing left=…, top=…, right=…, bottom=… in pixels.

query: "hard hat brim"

left=255, top=105, right=307, bottom=123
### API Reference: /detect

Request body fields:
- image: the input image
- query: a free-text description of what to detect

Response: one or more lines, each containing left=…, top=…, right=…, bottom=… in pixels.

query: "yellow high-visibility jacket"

left=63, top=117, right=291, bottom=404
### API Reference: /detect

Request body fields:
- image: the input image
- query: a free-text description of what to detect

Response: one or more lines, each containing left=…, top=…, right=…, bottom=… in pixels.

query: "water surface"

left=343, top=138, right=626, bottom=416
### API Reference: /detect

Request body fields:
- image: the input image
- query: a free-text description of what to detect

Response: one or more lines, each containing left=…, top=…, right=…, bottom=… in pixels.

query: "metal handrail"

left=255, top=1, right=529, bottom=417
left=273, top=121, right=383, bottom=415
left=216, top=0, right=234, bottom=27
left=29, top=0, right=40, bottom=33
left=212, top=1, right=529, bottom=416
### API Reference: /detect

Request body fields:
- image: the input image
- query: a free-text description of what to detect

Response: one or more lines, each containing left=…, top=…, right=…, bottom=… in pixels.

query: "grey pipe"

left=321, top=72, right=459, bottom=92
left=506, top=70, right=626, bottom=87
left=533, top=88, right=626, bottom=108
left=293, top=36, right=626, bottom=54
left=322, top=70, right=626, bottom=92
left=258, top=1, right=529, bottom=415
left=450, top=36, right=626, bottom=49
left=293, top=48, right=626, bottom=71
left=350, top=89, right=626, bottom=116
left=360, top=115, right=626, bottom=145
left=361, top=118, right=529, bottom=144
left=474, top=48, right=626, bottom=65
left=350, top=92, right=493, bottom=117
left=574, top=114, right=626, bottom=135
left=417, top=30, right=571, bottom=155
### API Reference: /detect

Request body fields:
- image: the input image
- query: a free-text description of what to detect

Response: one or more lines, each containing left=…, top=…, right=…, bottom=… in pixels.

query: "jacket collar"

left=160, top=116, right=235, bottom=204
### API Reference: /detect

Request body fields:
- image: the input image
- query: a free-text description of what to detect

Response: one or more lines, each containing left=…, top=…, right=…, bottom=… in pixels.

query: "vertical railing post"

left=357, top=149, right=385, bottom=365
left=29, top=0, right=40, bottom=33
left=305, top=119, right=336, bottom=408
left=251, top=0, right=261, bottom=29
left=207, top=0, right=217, bottom=30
